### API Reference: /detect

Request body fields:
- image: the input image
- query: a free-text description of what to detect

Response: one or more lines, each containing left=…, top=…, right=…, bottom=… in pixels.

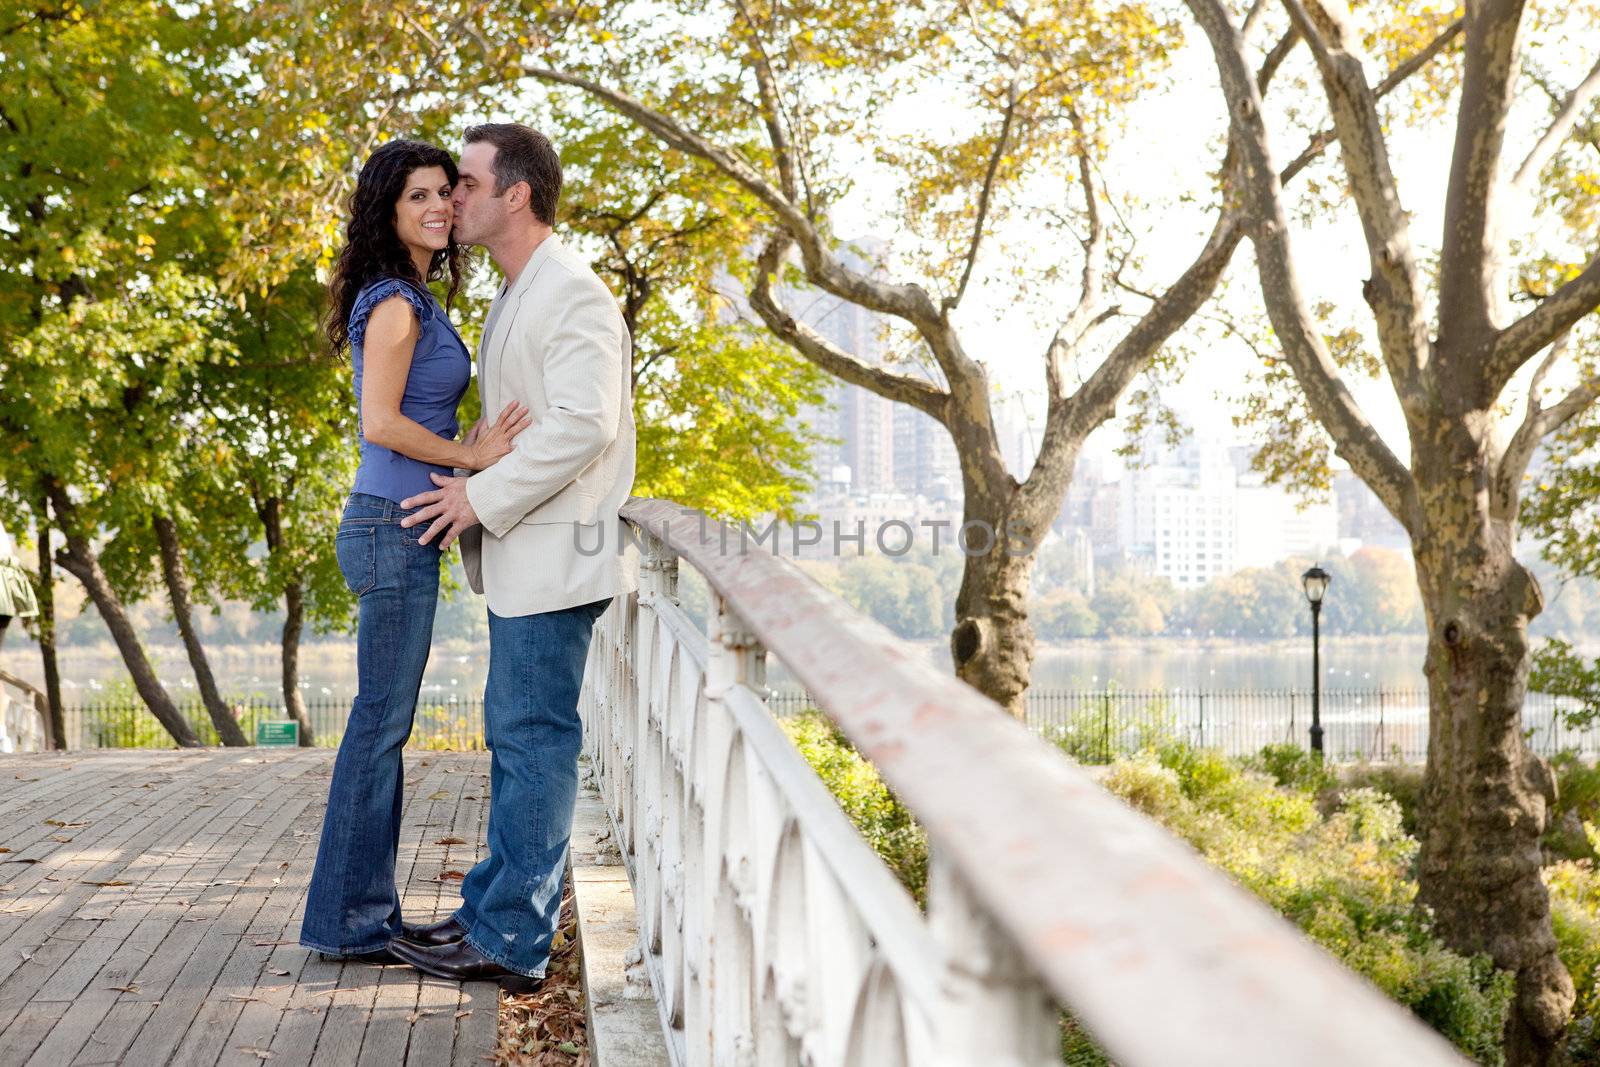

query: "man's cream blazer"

left=460, top=235, right=639, bottom=617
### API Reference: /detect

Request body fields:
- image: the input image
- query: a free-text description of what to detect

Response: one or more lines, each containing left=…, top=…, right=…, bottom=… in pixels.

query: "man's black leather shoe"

left=317, top=943, right=407, bottom=965
left=389, top=936, right=544, bottom=993
left=400, top=915, right=468, bottom=947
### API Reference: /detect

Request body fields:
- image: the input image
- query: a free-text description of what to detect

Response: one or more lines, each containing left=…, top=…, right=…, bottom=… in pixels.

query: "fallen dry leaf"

left=48, top=836, right=73, bottom=843
left=455, top=1009, right=472, bottom=1019
left=434, top=837, right=468, bottom=846
left=43, top=820, right=85, bottom=828
left=267, top=967, right=291, bottom=977
left=236, top=1047, right=274, bottom=1060
left=227, top=994, right=263, bottom=1003
left=426, top=790, right=451, bottom=801
left=108, top=984, right=139, bottom=994
left=87, top=880, right=130, bottom=887
left=435, top=870, right=466, bottom=882
left=407, top=1009, right=440, bottom=1024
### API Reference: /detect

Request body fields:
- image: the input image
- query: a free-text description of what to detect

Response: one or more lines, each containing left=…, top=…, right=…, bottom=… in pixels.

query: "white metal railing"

left=0, top=666, right=52, bottom=753
left=578, top=499, right=1466, bottom=1066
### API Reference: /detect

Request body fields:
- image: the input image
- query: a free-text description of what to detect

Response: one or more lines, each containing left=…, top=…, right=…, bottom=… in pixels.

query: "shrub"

left=1547, top=753, right=1600, bottom=863
left=1247, top=741, right=1337, bottom=795
left=1547, top=829, right=1600, bottom=1063
left=1337, top=761, right=1425, bottom=836
left=1103, top=748, right=1513, bottom=1063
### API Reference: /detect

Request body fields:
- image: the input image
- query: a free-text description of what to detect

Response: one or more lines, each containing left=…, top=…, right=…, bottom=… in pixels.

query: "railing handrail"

left=620, top=497, right=1463, bottom=1066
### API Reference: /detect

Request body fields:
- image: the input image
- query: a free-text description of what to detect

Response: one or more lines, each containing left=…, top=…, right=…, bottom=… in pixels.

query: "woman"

left=298, top=140, right=529, bottom=964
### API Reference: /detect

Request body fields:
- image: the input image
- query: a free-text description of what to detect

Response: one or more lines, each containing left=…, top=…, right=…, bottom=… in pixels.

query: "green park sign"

left=256, top=721, right=300, bottom=747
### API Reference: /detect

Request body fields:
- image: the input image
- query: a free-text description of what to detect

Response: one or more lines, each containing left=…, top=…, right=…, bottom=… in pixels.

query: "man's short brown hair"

left=464, top=123, right=562, bottom=225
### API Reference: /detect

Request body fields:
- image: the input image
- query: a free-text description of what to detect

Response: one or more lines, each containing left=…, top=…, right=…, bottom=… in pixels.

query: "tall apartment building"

left=893, top=403, right=961, bottom=501
left=1110, top=434, right=1339, bottom=588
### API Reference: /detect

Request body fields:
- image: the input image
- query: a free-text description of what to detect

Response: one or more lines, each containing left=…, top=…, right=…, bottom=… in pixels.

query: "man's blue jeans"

left=452, top=596, right=612, bottom=977
left=299, top=493, right=441, bottom=955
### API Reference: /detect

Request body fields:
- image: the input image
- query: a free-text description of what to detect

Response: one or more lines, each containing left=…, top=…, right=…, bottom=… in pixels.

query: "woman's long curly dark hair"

left=325, top=139, right=466, bottom=354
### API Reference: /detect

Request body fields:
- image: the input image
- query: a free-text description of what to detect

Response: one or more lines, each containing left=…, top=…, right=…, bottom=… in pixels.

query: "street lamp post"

left=1301, top=565, right=1331, bottom=755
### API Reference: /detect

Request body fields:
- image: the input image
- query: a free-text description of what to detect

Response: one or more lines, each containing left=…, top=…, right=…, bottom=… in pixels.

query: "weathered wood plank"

left=37, top=754, right=324, bottom=1065
left=0, top=749, right=500, bottom=1067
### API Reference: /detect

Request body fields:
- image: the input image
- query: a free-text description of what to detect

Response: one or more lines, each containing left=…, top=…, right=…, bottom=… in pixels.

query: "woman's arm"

left=360, top=297, right=529, bottom=471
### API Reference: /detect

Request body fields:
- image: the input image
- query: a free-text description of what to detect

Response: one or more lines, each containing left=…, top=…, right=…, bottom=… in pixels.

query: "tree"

left=500, top=0, right=1464, bottom=717
left=0, top=2, right=238, bottom=746
left=1092, top=574, right=1169, bottom=637
left=1034, top=588, right=1100, bottom=640
left=195, top=270, right=362, bottom=745
left=1182, top=0, right=1600, bottom=1057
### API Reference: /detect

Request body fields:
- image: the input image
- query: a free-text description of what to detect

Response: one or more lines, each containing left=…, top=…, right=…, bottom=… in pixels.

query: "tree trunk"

left=34, top=506, right=65, bottom=750
left=50, top=529, right=200, bottom=749
left=1411, top=443, right=1573, bottom=1066
left=152, top=514, right=247, bottom=746
left=259, top=497, right=315, bottom=746
left=949, top=495, right=1038, bottom=719
left=281, top=580, right=314, bottom=746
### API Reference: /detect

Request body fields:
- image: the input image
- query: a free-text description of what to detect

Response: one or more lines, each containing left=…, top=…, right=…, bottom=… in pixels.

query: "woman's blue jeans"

left=299, top=493, right=441, bottom=955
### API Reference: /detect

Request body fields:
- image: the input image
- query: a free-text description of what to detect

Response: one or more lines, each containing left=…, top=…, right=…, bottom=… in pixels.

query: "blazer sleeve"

left=465, top=273, right=625, bottom=538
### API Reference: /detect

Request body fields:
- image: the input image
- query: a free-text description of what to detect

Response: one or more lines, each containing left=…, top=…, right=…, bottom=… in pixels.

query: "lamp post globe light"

left=1301, top=565, right=1331, bottom=755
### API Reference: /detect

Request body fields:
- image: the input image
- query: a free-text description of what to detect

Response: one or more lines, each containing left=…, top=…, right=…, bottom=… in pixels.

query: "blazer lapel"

left=481, top=236, right=563, bottom=407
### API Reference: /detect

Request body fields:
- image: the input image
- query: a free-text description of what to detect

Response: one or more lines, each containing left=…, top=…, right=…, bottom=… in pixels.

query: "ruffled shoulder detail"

left=349, top=277, right=435, bottom=346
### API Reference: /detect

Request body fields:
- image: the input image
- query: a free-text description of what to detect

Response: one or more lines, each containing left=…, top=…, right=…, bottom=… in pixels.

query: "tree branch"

left=1185, top=0, right=1417, bottom=529
left=1053, top=105, right=1110, bottom=352
left=1494, top=334, right=1599, bottom=521
left=1437, top=0, right=1530, bottom=346
left=1489, top=251, right=1600, bottom=386
left=946, top=82, right=1020, bottom=315
left=1512, top=55, right=1600, bottom=194
left=1281, top=0, right=1429, bottom=407
left=731, top=0, right=800, bottom=203
left=1276, top=19, right=1463, bottom=190
left=747, top=233, right=951, bottom=422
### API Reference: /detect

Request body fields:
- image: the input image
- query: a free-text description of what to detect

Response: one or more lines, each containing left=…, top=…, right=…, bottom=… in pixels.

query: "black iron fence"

left=56, top=687, right=1596, bottom=763
left=1017, top=687, right=1589, bottom=764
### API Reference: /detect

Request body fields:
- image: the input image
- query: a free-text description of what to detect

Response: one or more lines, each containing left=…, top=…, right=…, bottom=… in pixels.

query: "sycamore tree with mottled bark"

left=1182, top=0, right=1600, bottom=1059
left=432, top=0, right=1464, bottom=716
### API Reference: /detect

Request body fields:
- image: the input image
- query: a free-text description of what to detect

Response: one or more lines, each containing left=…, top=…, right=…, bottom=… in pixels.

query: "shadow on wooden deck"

left=0, top=748, right=500, bottom=1066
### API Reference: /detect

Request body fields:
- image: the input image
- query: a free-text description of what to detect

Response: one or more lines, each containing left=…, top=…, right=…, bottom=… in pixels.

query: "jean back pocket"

left=334, top=525, right=378, bottom=596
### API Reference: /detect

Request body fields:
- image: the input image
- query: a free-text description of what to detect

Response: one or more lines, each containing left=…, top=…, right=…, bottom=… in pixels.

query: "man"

left=394, top=123, right=639, bottom=991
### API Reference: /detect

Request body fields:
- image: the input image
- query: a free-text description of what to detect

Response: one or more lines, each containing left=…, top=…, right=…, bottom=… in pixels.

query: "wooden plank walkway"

left=0, top=748, right=500, bottom=1066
